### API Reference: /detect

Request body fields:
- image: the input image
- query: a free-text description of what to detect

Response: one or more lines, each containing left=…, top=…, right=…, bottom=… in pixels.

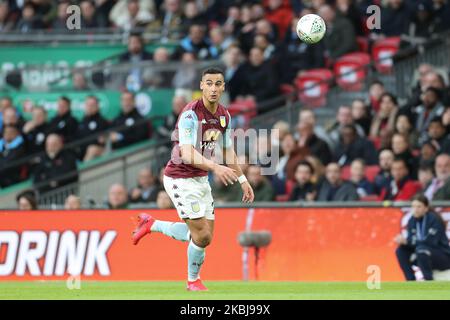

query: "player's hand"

left=241, top=181, right=255, bottom=203
left=213, top=164, right=238, bottom=186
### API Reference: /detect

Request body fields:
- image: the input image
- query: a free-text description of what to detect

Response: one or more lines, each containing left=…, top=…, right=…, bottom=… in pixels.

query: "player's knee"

left=196, top=231, right=212, bottom=248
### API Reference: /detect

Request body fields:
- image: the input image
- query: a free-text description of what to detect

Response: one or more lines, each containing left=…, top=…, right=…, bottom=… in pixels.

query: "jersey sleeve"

left=178, top=110, right=199, bottom=146
left=222, top=111, right=233, bottom=149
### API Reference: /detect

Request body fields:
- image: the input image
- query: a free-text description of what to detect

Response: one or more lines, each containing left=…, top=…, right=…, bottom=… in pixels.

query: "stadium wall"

left=1, top=207, right=449, bottom=281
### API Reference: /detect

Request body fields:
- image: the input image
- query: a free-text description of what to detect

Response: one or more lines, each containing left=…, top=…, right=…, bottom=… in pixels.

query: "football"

left=296, top=14, right=327, bottom=44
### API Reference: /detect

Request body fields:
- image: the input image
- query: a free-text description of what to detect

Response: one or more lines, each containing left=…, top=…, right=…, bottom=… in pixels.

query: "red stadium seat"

left=356, top=37, right=369, bottom=53
left=341, top=164, right=379, bottom=182
left=276, top=194, right=290, bottom=202
left=294, top=69, right=333, bottom=108
left=285, top=179, right=296, bottom=196
left=334, top=52, right=371, bottom=91
left=227, top=98, right=257, bottom=128
left=341, top=165, right=351, bottom=180
left=360, top=195, right=379, bottom=201
left=372, top=37, right=401, bottom=74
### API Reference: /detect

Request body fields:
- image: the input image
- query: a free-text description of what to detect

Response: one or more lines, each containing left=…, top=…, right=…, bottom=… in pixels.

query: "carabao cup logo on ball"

left=296, top=14, right=326, bottom=44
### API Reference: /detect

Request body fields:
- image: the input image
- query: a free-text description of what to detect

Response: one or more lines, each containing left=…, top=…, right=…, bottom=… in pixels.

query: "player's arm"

left=222, top=127, right=255, bottom=203
left=178, top=111, right=238, bottom=185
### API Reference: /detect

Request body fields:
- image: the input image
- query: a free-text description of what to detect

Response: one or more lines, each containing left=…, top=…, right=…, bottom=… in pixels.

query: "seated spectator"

left=235, top=47, right=280, bottom=104
left=425, top=153, right=450, bottom=200
left=426, top=117, right=448, bottom=150
left=107, top=183, right=129, bottom=209
left=298, top=108, right=331, bottom=147
left=80, top=0, right=103, bottom=28
left=52, top=0, right=70, bottom=30
left=110, top=91, right=150, bottom=150
left=414, top=87, right=445, bottom=145
left=265, top=0, right=293, bottom=37
left=253, top=34, right=276, bottom=61
left=392, top=133, right=419, bottom=179
left=181, top=1, right=207, bottom=33
left=374, top=149, right=395, bottom=195
left=305, top=155, right=326, bottom=187
left=109, top=0, right=153, bottom=31
left=317, top=162, right=359, bottom=201
left=375, top=0, right=411, bottom=37
left=318, top=4, right=357, bottom=62
left=64, top=195, right=81, bottom=210
left=119, top=33, right=153, bottom=92
left=2, top=106, right=24, bottom=133
left=418, top=140, right=439, bottom=167
left=209, top=26, right=233, bottom=58
left=15, top=2, right=44, bottom=33
left=247, top=165, right=275, bottom=201
left=334, top=124, right=378, bottom=166
left=418, top=163, right=435, bottom=192
left=296, top=115, right=332, bottom=165
left=379, top=157, right=421, bottom=201
left=223, top=45, right=246, bottom=102
left=77, top=96, right=109, bottom=161
left=146, top=0, right=184, bottom=41
left=289, top=160, right=317, bottom=201
left=406, top=1, right=437, bottom=39
left=22, top=106, right=49, bottom=156
left=394, top=113, right=418, bottom=149
left=0, top=1, right=15, bottom=33
left=336, top=0, right=364, bottom=36
left=395, top=195, right=450, bottom=281
left=156, top=95, right=186, bottom=145
left=173, top=24, right=214, bottom=60
left=351, top=99, right=372, bottom=136
left=326, top=105, right=365, bottom=151
left=16, top=190, right=38, bottom=210
left=32, top=134, right=78, bottom=194
left=370, top=93, right=399, bottom=140
left=273, top=132, right=297, bottom=192
left=368, top=80, right=386, bottom=113
left=48, top=96, right=78, bottom=143
left=156, top=190, right=174, bottom=209
left=279, top=14, right=325, bottom=84
left=129, top=167, right=161, bottom=203
left=350, top=159, right=375, bottom=198
left=0, top=125, right=26, bottom=188
left=211, top=172, right=242, bottom=203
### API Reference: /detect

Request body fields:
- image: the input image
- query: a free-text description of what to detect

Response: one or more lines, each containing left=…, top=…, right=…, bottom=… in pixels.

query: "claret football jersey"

left=164, top=99, right=232, bottom=179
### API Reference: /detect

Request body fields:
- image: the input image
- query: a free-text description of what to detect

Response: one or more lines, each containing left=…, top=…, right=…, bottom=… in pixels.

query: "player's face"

left=200, top=73, right=225, bottom=104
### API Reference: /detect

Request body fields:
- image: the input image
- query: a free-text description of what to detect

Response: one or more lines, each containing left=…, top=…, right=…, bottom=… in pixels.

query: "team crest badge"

left=220, top=116, right=226, bottom=127
left=191, top=201, right=200, bottom=213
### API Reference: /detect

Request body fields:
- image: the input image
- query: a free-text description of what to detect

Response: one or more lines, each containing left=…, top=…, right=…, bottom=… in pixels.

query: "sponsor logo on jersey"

left=203, top=130, right=221, bottom=141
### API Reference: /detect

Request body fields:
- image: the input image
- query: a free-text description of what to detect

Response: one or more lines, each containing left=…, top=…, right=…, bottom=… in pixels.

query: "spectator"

left=247, top=165, right=275, bottom=201
left=376, top=0, right=411, bottom=37
left=370, top=93, right=399, bottom=140
left=0, top=1, right=15, bottom=32
left=298, top=108, right=331, bottom=147
left=289, top=160, right=317, bottom=201
left=236, top=47, right=280, bottom=103
left=418, top=163, right=435, bottom=192
left=336, top=0, right=364, bottom=36
left=318, top=4, right=357, bottom=61
left=0, top=125, right=26, bottom=188
left=426, top=117, right=448, bottom=150
left=78, top=95, right=110, bottom=161
left=142, top=47, right=174, bottom=89
left=278, top=14, right=325, bottom=83
left=48, top=96, right=78, bottom=143
left=119, top=33, right=152, bottom=92
left=394, top=113, right=418, bottom=149
left=109, top=0, right=153, bottom=31
left=32, top=134, right=78, bottom=194
left=305, top=155, right=326, bottom=186
left=265, top=0, right=293, bottom=38
left=209, top=26, right=233, bottom=58
left=129, top=167, right=162, bottom=203
left=15, top=2, right=44, bottom=33
left=406, top=1, right=437, bottom=38
left=211, top=171, right=242, bottom=203
left=391, top=133, right=419, bottom=179
left=326, top=105, right=365, bottom=151
left=222, top=45, right=246, bottom=102
left=173, top=24, right=213, bottom=60
left=297, top=114, right=332, bottom=163
left=253, top=34, right=276, bottom=61
left=157, top=94, right=186, bottom=144
left=271, top=120, right=291, bottom=149
left=16, top=190, right=38, bottom=210
left=22, top=106, right=49, bottom=155
left=334, top=124, right=378, bottom=166
left=431, top=0, right=450, bottom=32
left=64, top=195, right=81, bottom=210
left=156, top=190, right=174, bottom=209
left=80, top=0, right=102, bottom=28
left=52, top=0, right=70, bottom=30
left=147, top=0, right=183, bottom=41
left=110, top=91, right=150, bottom=150
left=425, top=153, right=450, bottom=200
left=379, top=157, right=421, bottom=201
left=374, top=149, right=395, bottom=195
left=367, top=80, right=386, bottom=113
left=2, top=106, right=24, bottom=132
left=414, top=87, right=446, bottom=145
left=272, top=132, right=296, bottom=193
left=72, top=71, right=89, bottom=91
left=107, top=183, right=129, bottom=209
left=317, top=162, right=359, bottom=201
left=351, top=99, right=372, bottom=136
left=350, top=159, right=375, bottom=198
left=395, top=194, right=450, bottom=281
left=418, top=140, right=439, bottom=167
left=181, top=1, right=207, bottom=33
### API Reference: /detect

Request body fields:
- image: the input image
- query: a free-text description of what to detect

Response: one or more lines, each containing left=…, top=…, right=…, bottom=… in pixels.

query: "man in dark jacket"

left=110, top=91, right=150, bottom=150
left=289, top=160, right=317, bottom=201
left=22, top=106, right=49, bottom=156
left=0, top=125, right=26, bottom=188
left=48, top=96, right=79, bottom=143
left=395, top=195, right=450, bottom=280
left=33, top=134, right=78, bottom=194
left=334, top=124, right=378, bottom=166
left=317, top=162, right=359, bottom=201
left=77, top=95, right=109, bottom=161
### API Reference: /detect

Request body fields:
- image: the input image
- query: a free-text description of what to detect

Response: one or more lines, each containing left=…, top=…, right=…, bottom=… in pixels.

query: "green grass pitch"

left=1, top=281, right=450, bottom=299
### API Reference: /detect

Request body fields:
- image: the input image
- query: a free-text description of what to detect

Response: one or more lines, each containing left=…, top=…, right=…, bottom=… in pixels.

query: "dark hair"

left=412, top=194, right=429, bottom=207
left=429, top=116, right=444, bottom=126
left=380, top=92, right=398, bottom=106
left=370, top=79, right=384, bottom=87
left=342, top=124, right=357, bottom=134
left=296, top=160, right=315, bottom=175
left=425, top=87, right=442, bottom=99
left=393, top=156, right=408, bottom=169
left=418, top=162, right=435, bottom=174
left=16, top=190, right=38, bottom=210
left=59, top=96, right=71, bottom=105
left=202, top=67, right=224, bottom=77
